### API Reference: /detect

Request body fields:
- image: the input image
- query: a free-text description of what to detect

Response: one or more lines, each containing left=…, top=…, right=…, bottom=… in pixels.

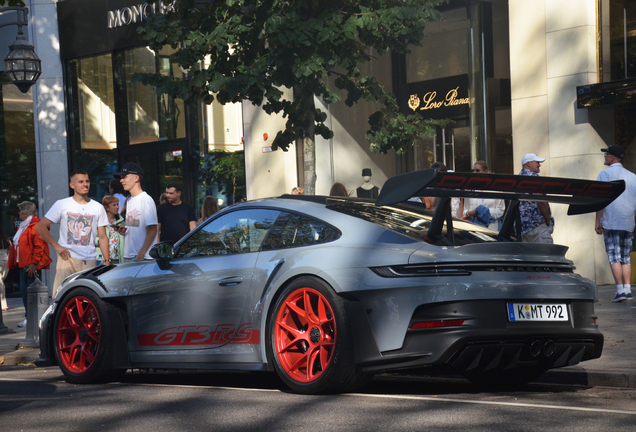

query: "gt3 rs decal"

left=137, top=323, right=259, bottom=346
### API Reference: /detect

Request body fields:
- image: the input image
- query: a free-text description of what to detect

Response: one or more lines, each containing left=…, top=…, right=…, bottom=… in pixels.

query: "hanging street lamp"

left=1, top=7, right=41, bottom=94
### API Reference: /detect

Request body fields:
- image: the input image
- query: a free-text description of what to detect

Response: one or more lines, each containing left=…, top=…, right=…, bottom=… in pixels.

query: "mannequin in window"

left=356, top=168, right=380, bottom=199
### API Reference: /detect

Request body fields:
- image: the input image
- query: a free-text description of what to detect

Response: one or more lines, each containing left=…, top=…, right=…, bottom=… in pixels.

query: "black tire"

left=463, top=367, right=547, bottom=388
left=53, top=288, right=123, bottom=384
left=268, top=276, right=369, bottom=394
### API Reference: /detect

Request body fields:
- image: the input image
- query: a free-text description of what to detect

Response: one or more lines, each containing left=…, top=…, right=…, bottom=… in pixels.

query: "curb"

left=0, top=348, right=39, bottom=366
left=380, top=369, right=636, bottom=389
left=537, top=368, right=636, bottom=389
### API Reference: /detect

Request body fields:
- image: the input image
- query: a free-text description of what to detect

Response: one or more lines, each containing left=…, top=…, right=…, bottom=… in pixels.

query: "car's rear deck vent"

left=371, top=262, right=574, bottom=278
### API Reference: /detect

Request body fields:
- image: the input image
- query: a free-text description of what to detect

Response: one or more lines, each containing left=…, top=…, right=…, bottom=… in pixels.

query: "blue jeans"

left=20, top=267, right=40, bottom=317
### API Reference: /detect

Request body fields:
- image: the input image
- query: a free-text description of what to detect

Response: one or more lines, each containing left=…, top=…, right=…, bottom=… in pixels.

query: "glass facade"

left=406, top=7, right=469, bottom=83
left=396, top=0, right=512, bottom=175
left=68, top=47, right=193, bottom=206
left=123, top=47, right=186, bottom=144
left=0, top=76, right=37, bottom=294
left=597, top=0, right=636, bottom=163
left=600, top=0, right=636, bottom=81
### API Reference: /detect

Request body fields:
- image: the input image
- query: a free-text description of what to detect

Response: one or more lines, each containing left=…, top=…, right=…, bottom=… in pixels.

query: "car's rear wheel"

left=269, top=277, right=368, bottom=394
left=54, top=288, right=122, bottom=384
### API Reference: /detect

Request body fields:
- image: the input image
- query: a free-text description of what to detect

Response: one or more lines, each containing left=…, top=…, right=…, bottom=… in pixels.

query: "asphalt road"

left=1, top=367, right=635, bottom=431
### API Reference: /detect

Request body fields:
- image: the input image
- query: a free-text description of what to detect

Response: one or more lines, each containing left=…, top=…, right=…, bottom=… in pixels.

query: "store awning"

left=577, top=78, right=636, bottom=108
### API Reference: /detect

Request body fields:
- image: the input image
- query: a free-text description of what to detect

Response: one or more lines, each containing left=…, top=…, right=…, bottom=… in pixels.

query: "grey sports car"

left=36, top=169, right=625, bottom=394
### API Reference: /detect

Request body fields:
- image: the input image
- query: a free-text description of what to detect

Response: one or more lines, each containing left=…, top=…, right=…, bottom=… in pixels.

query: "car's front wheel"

left=53, top=288, right=123, bottom=384
left=269, top=277, right=368, bottom=394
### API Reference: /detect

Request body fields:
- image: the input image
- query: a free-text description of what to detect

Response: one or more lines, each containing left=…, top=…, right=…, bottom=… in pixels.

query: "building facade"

left=1, top=0, right=634, bottom=292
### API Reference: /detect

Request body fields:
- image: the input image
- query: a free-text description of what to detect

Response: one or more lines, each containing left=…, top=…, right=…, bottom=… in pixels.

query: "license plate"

left=507, top=303, right=568, bottom=321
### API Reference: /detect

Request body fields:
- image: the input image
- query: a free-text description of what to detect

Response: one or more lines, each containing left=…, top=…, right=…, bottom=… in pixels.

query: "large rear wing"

left=376, top=169, right=625, bottom=245
left=376, top=169, right=624, bottom=215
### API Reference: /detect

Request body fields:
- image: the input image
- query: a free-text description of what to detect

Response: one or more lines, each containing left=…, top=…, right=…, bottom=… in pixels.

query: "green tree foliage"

left=200, top=150, right=246, bottom=204
left=137, top=0, right=449, bottom=194
left=0, top=1, right=26, bottom=6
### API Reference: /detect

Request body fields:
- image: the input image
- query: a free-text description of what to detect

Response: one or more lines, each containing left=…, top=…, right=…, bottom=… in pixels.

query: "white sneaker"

left=17, top=319, right=27, bottom=327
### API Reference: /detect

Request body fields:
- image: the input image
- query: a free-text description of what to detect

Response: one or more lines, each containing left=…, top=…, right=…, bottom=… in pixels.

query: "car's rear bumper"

left=347, top=299, right=603, bottom=374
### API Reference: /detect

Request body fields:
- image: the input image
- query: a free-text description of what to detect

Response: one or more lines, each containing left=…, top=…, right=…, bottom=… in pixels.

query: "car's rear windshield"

left=326, top=199, right=499, bottom=245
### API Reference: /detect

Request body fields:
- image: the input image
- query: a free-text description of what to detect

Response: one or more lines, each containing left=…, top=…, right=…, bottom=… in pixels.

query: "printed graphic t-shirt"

left=124, top=191, right=158, bottom=260
left=45, top=197, right=108, bottom=261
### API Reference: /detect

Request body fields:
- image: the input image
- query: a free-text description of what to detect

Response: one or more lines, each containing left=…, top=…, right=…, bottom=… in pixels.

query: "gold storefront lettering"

left=410, top=86, right=469, bottom=111
left=444, top=87, right=469, bottom=106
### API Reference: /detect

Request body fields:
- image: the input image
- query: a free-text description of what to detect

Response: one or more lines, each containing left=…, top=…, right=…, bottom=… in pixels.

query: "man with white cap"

left=595, top=145, right=636, bottom=302
left=518, top=153, right=554, bottom=243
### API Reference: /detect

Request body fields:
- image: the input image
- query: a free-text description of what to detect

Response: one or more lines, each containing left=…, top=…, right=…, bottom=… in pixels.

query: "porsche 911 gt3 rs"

left=36, top=169, right=624, bottom=394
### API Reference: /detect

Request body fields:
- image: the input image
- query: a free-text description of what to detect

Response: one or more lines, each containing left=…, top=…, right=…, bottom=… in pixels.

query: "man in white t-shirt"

left=36, top=170, right=110, bottom=297
left=117, top=163, right=158, bottom=261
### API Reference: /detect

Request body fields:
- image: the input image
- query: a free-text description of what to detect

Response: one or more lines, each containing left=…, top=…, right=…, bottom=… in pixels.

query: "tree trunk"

left=300, top=88, right=317, bottom=195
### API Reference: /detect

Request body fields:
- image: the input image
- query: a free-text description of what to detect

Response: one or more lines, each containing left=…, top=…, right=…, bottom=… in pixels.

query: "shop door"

left=434, top=126, right=471, bottom=173
left=120, top=144, right=186, bottom=204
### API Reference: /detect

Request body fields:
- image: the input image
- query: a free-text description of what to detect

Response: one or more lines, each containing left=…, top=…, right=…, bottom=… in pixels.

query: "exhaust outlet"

left=530, top=340, right=542, bottom=357
left=544, top=340, right=555, bottom=357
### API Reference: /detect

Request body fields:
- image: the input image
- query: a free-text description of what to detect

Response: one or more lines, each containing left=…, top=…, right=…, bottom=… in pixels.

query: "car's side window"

left=260, top=212, right=340, bottom=251
left=176, top=209, right=280, bottom=258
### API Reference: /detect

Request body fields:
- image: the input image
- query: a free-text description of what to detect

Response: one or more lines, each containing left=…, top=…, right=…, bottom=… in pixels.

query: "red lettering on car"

left=137, top=323, right=260, bottom=346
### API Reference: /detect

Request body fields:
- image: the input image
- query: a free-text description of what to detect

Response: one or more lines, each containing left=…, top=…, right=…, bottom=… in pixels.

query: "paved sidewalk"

left=1, top=286, right=635, bottom=387
left=537, top=284, right=636, bottom=388
left=0, top=296, right=36, bottom=365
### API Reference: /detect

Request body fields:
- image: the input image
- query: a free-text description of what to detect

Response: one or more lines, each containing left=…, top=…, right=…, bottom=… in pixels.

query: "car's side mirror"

left=149, top=241, right=175, bottom=261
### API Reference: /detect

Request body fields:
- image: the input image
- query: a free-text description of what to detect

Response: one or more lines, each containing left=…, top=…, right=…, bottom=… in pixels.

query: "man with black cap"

left=117, top=163, right=158, bottom=261
left=595, top=145, right=636, bottom=302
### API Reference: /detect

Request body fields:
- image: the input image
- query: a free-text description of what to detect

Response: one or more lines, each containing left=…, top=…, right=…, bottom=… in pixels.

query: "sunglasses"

left=471, top=169, right=483, bottom=173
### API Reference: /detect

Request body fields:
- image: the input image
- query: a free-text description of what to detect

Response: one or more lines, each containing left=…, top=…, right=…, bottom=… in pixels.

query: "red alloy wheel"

left=56, top=296, right=102, bottom=374
left=275, top=287, right=337, bottom=383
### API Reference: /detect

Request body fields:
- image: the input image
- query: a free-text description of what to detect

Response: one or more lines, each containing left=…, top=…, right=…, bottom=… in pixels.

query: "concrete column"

left=28, top=0, right=68, bottom=294
left=509, top=0, right=612, bottom=284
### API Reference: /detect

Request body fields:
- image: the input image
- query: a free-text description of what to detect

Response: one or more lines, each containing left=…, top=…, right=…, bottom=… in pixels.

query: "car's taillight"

left=409, top=319, right=465, bottom=329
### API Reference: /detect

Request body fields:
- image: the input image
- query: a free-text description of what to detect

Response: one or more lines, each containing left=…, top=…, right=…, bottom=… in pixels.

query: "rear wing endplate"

left=376, top=169, right=625, bottom=216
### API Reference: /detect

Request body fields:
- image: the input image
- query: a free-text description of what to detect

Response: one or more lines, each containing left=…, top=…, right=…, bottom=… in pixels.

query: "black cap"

left=115, top=162, right=144, bottom=177
left=362, top=168, right=372, bottom=177
left=601, top=145, right=625, bottom=159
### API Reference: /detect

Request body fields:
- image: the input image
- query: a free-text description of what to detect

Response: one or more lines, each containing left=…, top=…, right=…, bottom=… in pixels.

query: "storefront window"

left=600, top=0, right=636, bottom=81
left=69, top=54, right=119, bottom=199
left=76, top=54, right=116, bottom=149
left=0, top=78, right=37, bottom=294
left=397, top=0, right=512, bottom=174
left=405, top=7, right=468, bottom=83
left=123, top=46, right=186, bottom=144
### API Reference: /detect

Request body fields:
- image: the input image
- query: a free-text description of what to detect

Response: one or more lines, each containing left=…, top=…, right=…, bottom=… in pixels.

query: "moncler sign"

left=107, top=1, right=175, bottom=29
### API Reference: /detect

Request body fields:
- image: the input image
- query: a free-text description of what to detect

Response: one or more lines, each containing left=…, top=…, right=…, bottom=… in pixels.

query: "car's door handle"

left=218, top=276, right=244, bottom=286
